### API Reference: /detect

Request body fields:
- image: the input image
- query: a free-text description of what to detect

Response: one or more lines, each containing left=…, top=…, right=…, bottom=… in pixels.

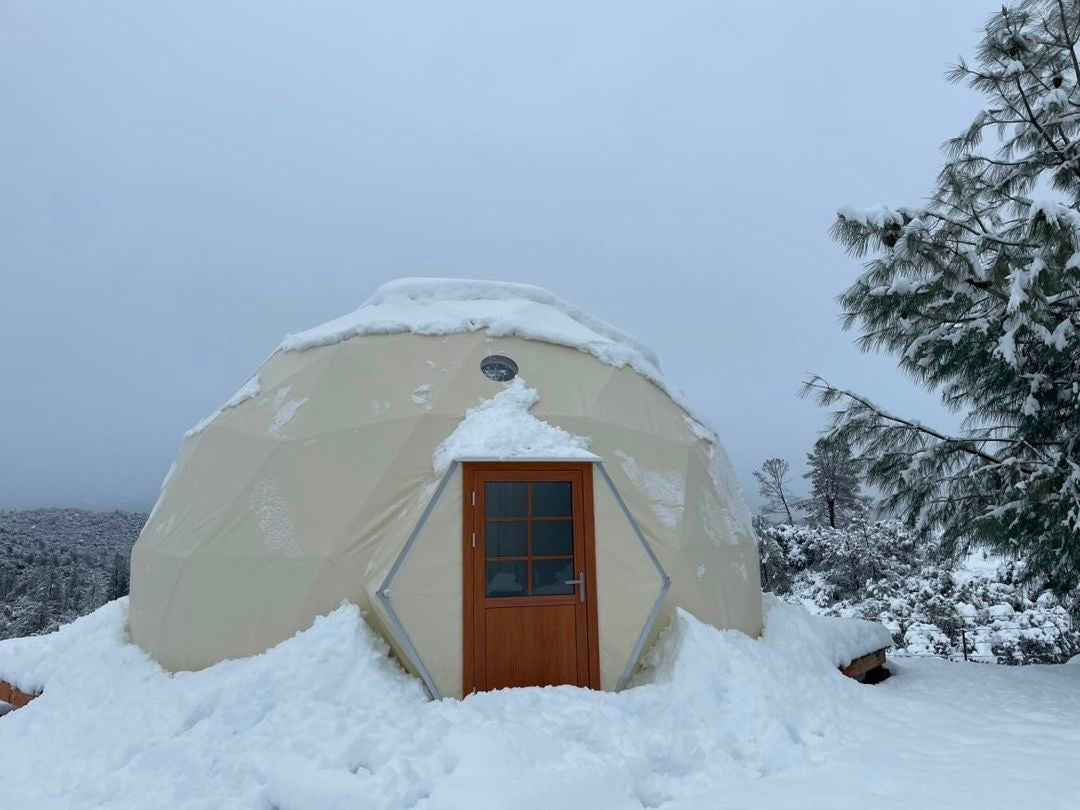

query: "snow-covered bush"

left=757, top=520, right=1079, bottom=664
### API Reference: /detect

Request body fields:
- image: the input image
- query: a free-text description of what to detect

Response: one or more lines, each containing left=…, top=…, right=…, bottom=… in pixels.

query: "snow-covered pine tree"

left=807, top=0, right=1080, bottom=592
left=753, top=457, right=797, bottom=524
left=800, top=437, right=867, bottom=529
left=106, top=552, right=130, bottom=601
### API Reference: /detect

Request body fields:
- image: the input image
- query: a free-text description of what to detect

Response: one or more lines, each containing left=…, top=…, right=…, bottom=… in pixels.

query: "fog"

left=0, top=1, right=995, bottom=510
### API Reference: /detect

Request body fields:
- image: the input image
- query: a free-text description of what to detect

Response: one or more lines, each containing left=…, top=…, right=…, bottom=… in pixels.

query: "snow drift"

left=0, top=597, right=887, bottom=809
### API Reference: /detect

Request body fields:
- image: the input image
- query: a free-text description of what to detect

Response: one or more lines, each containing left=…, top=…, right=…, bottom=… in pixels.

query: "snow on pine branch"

left=818, top=0, right=1080, bottom=593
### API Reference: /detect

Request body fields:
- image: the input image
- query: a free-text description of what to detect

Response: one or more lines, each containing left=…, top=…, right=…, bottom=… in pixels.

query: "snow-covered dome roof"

left=279, top=278, right=665, bottom=388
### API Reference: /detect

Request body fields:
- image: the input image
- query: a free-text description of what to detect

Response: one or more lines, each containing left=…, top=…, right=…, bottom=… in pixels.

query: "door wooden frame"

left=462, top=461, right=600, bottom=693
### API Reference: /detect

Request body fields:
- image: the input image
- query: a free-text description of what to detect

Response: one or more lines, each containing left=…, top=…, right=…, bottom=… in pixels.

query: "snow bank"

left=0, top=597, right=885, bottom=809
left=760, top=595, right=892, bottom=667
left=432, top=378, right=597, bottom=475
left=0, top=599, right=134, bottom=694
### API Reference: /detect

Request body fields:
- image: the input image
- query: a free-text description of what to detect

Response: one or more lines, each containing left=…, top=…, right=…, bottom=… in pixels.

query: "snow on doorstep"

left=2, top=597, right=1077, bottom=810
left=184, top=375, right=261, bottom=438
left=432, top=378, right=597, bottom=475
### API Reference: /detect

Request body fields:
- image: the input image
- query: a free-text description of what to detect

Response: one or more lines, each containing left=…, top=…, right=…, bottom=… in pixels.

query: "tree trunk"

left=779, top=492, right=794, bottom=524
left=827, top=497, right=836, bottom=529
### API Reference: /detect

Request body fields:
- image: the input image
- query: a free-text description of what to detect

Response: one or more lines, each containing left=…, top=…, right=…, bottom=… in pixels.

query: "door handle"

left=564, top=571, right=586, bottom=603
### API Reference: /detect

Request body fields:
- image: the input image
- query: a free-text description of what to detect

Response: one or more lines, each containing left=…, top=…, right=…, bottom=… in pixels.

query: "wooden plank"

left=840, top=648, right=888, bottom=681
left=0, top=678, right=40, bottom=710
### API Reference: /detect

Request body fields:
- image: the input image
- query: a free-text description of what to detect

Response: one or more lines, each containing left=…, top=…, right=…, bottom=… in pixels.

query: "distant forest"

left=0, top=509, right=146, bottom=639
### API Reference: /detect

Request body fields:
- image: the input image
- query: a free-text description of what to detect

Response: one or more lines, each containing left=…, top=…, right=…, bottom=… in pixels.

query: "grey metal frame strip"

left=376, top=460, right=459, bottom=700
left=595, top=461, right=672, bottom=691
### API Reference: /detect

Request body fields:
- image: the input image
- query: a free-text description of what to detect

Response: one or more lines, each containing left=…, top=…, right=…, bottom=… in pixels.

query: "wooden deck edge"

left=839, top=647, right=889, bottom=683
left=0, top=678, right=41, bottom=709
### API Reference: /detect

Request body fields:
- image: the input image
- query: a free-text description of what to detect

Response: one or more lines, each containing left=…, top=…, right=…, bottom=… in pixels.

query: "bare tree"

left=753, top=458, right=796, bottom=524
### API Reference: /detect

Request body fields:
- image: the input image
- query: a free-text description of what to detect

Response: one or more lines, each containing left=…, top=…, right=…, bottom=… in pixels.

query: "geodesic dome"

left=130, top=279, right=762, bottom=697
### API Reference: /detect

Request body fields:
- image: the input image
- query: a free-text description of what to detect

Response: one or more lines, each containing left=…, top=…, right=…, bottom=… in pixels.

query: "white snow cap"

left=433, top=378, right=598, bottom=475
left=279, top=277, right=668, bottom=389
left=184, top=375, right=262, bottom=438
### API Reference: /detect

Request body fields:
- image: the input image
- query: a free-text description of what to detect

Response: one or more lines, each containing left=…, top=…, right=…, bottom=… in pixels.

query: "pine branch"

left=801, top=377, right=1004, bottom=464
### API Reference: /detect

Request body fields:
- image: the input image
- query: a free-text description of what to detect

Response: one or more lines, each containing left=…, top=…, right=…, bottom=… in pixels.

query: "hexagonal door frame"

left=377, top=460, right=670, bottom=699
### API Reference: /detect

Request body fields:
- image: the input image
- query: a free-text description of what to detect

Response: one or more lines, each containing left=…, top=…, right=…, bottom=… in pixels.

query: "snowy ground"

left=0, top=598, right=1076, bottom=810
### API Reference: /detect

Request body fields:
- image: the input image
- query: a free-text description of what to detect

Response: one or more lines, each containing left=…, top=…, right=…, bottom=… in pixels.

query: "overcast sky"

left=1, top=1, right=997, bottom=512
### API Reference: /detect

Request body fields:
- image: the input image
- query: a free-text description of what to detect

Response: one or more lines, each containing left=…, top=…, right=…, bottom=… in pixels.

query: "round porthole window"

left=480, top=354, right=519, bottom=382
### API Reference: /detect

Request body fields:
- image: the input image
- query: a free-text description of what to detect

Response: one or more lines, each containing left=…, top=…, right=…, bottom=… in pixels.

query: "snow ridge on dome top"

left=274, top=277, right=733, bottom=454
left=278, top=277, right=662, bottom=375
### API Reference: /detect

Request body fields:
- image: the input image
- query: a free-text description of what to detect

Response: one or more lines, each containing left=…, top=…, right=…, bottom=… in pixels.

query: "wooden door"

left=463, top=462, right=600, bottom=693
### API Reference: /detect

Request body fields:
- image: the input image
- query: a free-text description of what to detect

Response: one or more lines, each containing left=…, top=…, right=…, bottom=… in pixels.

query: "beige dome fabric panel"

left=383, top=465, right=464, bottom=698
left=591, top=468, right=666, bottom=691
left=585, top=363, right=695, bottom=443
left=680, top=448, right=762, bottom=635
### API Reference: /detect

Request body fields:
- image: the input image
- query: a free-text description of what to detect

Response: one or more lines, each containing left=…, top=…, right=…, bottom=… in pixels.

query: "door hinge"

left=471, top=531, right=476, bottom=549
left=471, top=490, right=476, bottom=507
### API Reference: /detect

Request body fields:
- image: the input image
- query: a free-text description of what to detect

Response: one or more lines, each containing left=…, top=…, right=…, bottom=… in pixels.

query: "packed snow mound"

left=432, top=378, right=597, bottom=475
left=0, top=597, right=881, bottom=809
left=278, top=277, right=673, bottom=395
left=0, top=599, right=134, bottom=694
left=760, top=594, right=892, bottom=666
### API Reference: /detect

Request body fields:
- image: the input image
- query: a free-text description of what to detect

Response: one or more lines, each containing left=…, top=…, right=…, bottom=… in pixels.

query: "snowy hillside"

left=758, top=520, right=1080, bottom=665
left=0, top=509, right=144, bottom=639
left=0, top=596, right=1076, bottom=809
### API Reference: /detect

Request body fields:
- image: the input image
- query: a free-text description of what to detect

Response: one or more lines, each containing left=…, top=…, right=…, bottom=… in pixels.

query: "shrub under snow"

left=758, top=519, right=1080, bottom=665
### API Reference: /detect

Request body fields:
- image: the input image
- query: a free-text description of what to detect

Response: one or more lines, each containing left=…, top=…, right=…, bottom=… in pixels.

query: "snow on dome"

left=184, top=375, right=262, bottom=438
left=271, top=277, right=749, bottom=531
left=278, top=277, right=667, bottom=390
left=432, top=378, right=598, bottom=475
